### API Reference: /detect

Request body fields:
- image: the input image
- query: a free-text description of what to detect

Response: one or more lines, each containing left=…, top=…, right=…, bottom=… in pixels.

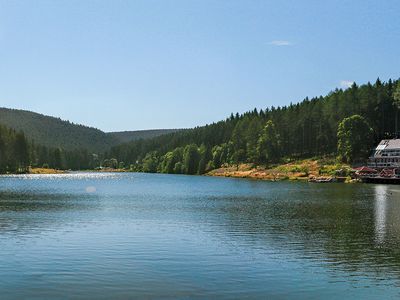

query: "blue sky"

left=0, top=0, right=399, bottom=132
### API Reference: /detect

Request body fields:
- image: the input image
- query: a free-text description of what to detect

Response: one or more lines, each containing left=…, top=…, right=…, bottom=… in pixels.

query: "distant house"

left=368, top=139, right=400, bottom=168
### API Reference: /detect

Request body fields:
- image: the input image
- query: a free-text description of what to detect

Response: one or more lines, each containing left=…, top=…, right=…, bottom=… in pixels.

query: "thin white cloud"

left=340, top=80, right=354, bottom=89
left=269, top=40, right=292, bottom=46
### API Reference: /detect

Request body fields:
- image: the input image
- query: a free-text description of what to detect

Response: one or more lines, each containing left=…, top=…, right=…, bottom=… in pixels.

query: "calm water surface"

left=0, top=172, right=400, bottom=299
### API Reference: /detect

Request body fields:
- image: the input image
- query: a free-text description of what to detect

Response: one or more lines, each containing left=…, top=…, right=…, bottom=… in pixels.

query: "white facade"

left=368, top=139, right=400, bottom=168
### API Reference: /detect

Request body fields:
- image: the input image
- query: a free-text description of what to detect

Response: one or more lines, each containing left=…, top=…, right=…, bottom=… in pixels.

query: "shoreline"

left=27, top=167, right=128, bottom=174
left=29, top=168, right=66, bottom=174
left=207, top=159, right=354, bottom=183
left=5, top=160, right=356, bottom=183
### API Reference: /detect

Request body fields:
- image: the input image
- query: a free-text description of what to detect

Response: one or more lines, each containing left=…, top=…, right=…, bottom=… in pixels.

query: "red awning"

left=354, top=166, right=378, bottom=173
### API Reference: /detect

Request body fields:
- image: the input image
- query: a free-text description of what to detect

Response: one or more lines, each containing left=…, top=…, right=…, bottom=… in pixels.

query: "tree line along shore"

left=0, top=78, right=399, bottom=176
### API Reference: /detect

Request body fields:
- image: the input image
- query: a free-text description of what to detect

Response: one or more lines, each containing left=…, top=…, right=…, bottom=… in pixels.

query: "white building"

left=368, top=139, right=400, bottom=169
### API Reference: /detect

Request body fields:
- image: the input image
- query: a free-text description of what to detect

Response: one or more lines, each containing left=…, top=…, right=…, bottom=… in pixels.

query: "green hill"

left=0, top=108, right=177, bottom=153
left=107, top=129, right=181, bottom=144
left=108, top=78, right=399, bottom=174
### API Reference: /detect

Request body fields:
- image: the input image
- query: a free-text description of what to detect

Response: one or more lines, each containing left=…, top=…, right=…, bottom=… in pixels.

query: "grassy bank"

left=207, top=158, right=352, bottom=182
left=29, top=167, right=66, bottom=174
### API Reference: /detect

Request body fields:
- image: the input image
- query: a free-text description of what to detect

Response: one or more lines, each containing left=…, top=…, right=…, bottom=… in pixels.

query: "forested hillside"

left=106, top=78, right=400, bottom=174
left=1, top=78, right=398, bottom=173
left=0, top=108, right=117, bottom=152
left=0, top=108, right=182, bottom=172
left=0, top=120, right=102, bottom=172
left=0, top=125, right=30, bottom=173
left=108, top=129, right=182, bottom=144
left=0, top=108, right=178, bottom=153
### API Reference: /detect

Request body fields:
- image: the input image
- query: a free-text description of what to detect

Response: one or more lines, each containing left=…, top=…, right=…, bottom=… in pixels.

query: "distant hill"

left=0, top=107, right=117, bottom=152
left=0, top=108, right=178, bottom=152
left=107, top=129, right=181, bottom=144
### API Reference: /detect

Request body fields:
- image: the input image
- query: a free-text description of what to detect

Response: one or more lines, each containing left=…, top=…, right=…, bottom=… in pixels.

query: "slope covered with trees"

left=1, top=78, right=398, bottom=174
left=0, top=108, right=181, bottom=172
left=106, top=78, right=400, bottom=174
left=0, top=122, right=102, bottom=173
left=107, top=129, right=182, bottom=144
left=0, top=108, right=117, bottom=152
left=0, top=108, right=178, bottom=153
left=0, top=125, right=30, bottom=173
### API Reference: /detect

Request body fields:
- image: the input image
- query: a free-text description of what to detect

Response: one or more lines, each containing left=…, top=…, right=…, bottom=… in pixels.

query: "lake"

left=0, top=173, right=400, bottom=299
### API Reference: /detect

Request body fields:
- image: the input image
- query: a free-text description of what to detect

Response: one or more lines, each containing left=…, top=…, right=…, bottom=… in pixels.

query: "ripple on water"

left=0, top=173, right=399, bottom=299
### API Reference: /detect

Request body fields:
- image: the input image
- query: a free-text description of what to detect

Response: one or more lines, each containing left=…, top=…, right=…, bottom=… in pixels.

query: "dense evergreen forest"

left=0, top=122, right=100, bottom=173
left=0, top=108, right=116, bottom=152
left=0, top=108, right=178, bottom=152
left=106, top=78, right=400, bottom=174
left=108, top=129, right=182, bottom=144
left=0, top=125, right=30, bottom=173
left=0, top=78, right=399, bottom=174
left=0, top=109, right=180, bottom=173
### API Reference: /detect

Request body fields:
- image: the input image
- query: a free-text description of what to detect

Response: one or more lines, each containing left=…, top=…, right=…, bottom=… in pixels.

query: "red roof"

left=354, top=166, right=378, bottom=173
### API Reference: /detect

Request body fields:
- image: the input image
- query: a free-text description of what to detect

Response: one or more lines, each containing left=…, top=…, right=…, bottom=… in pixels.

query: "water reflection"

left=209, top=182, right=400, bottom=280
left=373, top=185, right=400, bottom=248
left=374, top=185, right=388, bottom=244
left=1, top=174, right=400, bottom=298
left=0, top=175, right=102, bottom=235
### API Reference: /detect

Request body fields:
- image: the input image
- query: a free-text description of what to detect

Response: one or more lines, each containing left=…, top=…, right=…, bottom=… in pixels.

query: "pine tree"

left=183, top=144, right=200, bottom=175
left=14, top=132, right=29, bottom=172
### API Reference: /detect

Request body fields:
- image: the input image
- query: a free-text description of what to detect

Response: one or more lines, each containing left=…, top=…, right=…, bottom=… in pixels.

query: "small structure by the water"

left=357, top=139, right=400, bottom=183
left=368, top=139, right=400, bottom=169
left=353, top=166, right=378, bottom=176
